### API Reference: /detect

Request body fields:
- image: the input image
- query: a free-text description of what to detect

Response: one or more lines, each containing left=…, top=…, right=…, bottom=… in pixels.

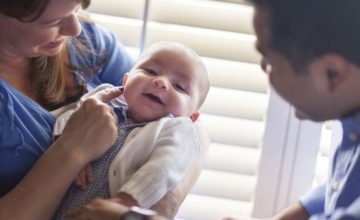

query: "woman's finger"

left=94, top=86, right=123, bottom=103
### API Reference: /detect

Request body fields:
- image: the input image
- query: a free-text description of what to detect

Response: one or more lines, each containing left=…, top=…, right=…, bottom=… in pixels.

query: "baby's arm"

left=151, top=120, right=210, bottom=218
left=116, top=117, right=201, bottom=208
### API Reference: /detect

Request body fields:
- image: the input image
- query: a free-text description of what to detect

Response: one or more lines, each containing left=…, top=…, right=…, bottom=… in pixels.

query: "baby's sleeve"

left=119, top=117, right=201, bottom=208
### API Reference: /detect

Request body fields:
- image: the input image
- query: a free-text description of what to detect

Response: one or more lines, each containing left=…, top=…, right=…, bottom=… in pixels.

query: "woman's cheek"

left=35, top=28, right=61, bottom=46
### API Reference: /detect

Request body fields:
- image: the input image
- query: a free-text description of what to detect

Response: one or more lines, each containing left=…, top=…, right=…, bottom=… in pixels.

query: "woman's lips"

left=46, top=38, right=64, bottom=48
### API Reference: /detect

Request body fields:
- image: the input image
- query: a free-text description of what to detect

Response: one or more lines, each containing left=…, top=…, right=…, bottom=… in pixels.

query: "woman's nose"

left=59, top=14, right=82, bottom=37
left=152, top=77, right=169, bottom=90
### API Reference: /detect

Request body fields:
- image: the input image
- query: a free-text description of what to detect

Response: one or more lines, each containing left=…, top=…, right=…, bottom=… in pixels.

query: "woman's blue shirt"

left=0, top=22, right=133, bottom=196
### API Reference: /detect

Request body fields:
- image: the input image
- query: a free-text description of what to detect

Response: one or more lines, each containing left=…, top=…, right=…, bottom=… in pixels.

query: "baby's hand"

left=75, top=163, right=94, bottom=190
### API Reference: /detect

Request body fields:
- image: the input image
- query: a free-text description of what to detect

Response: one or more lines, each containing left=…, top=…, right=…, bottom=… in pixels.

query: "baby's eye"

left=144, top=69, right=157, bottom=76
left=175, top=84, right=186, bottom=93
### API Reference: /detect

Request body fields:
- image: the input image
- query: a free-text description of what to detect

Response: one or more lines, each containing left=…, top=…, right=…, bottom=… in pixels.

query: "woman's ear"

left=122, top=73, right=129, bottom=86
left=190, top=112, right=200, bottom=122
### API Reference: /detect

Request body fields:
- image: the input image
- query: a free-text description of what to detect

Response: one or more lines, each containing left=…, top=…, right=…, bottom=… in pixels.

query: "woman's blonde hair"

left=0, top=0, right=91, bottom=110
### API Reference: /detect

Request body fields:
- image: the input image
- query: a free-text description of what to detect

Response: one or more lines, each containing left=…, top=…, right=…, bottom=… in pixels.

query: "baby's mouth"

left=144, top=93, right=164, bottom=105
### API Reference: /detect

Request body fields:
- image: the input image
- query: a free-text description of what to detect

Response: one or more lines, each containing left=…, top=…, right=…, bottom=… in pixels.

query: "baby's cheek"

left=170, top=101, right=188, bottom=117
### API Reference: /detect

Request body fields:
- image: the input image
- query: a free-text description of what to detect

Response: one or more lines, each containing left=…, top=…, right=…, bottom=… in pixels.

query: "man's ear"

left=122, top=73, right=129, bottom=86
left=190, top=112, right=200, bottom=122
left=311, top=54, right=350, bottom=93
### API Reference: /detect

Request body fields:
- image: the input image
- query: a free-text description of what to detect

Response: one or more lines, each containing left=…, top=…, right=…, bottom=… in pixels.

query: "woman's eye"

left=145, top=69, right=157, bottom=76
left=44, top=20, right=62, bottom=27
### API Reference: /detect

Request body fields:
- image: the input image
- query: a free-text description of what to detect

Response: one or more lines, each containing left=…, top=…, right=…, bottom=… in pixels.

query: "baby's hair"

left=139, top=41, right=200, bottom=62
left=137, top=41, right=210, bottom=109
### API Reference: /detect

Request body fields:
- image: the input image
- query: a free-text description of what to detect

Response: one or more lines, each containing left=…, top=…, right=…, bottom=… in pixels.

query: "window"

left=88, top=1, right=329, bottom=219
left=313, top=121, right=341, bottom=187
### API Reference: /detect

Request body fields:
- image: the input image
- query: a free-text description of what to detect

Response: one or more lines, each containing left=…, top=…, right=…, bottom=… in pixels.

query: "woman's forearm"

left=0, top=87, right=122, bottom=220
left=0, top=139, right=87, bottom=220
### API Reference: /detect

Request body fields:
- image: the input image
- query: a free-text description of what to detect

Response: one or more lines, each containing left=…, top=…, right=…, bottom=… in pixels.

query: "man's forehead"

left=253, top=7, right=272, bottom=55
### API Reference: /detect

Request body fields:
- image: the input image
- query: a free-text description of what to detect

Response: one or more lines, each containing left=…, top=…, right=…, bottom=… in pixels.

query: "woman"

left=0, top=0, right=209, bottom=219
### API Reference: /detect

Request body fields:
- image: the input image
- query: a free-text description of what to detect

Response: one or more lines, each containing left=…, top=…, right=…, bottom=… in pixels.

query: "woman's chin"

left=38, top=44, right=64, bottom=56
left=39, top=49, right=62, bottom=57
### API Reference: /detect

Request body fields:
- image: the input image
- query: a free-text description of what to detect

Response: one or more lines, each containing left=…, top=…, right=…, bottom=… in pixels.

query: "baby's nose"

left=152, top=77, right=169, bottom=90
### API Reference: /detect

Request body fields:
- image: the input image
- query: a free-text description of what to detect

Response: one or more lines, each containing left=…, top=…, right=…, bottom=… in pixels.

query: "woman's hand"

left=66, top=198, right=129, bottom=220
left=0, top=87, right=120, bottom=220
left=66, top=198, right=170, bottom=220
left=59, top=86, right=122, bottom=163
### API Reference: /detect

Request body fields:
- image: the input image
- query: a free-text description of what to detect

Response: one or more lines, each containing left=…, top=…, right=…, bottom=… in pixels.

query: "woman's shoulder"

left=69, top=21, right=134, bottom=87
left=0, top=79, right=22, bottom=110
left=78, top=21, right=118, bottom=52
left=0, top=80, right=55, bottom=121
left=69, top=21, right=117, bottom=63
left=0, top=83, right=24, bottom=151
left=0, top=80, right=55, bottom=152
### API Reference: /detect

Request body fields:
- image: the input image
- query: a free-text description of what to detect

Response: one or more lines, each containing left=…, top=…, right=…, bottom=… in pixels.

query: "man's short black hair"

left=250, top=0, right=360, bottom=73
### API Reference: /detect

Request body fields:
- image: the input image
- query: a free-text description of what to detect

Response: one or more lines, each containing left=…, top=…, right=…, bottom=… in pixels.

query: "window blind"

left=314, top=122, right=332, bottom=186
left=314, top=121, right=342, bottom=186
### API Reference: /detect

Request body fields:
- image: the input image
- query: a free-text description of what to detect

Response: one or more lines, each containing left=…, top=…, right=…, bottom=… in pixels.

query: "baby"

left=52, top=41, right=210, bottom=219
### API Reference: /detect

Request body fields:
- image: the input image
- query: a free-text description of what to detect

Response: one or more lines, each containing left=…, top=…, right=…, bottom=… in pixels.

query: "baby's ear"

left=122, top=73, right=129, bottom=86
left=190, top=112, right=200, bottom=122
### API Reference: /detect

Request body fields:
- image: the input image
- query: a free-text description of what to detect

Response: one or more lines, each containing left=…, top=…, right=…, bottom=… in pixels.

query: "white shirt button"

left=348, top=132, right=357, bottom=142
left=331, top=181, right=340, bottom=191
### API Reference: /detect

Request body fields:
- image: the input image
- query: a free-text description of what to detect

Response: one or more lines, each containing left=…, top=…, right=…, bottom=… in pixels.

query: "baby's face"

left=123, top=44, right=207, bottom=123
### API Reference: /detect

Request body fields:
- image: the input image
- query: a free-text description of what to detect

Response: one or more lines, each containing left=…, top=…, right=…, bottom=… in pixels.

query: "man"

left=251, top=0, right=360, bottom=219
left=68, top=0, right=360, bottom=219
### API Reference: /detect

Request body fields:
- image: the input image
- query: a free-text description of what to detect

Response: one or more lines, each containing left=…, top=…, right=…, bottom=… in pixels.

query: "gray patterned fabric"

left=52, top=106, right=143, bottom=219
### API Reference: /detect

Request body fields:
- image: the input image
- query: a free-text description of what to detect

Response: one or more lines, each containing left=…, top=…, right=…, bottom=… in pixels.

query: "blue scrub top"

left=0, top=22, right=133, bottom=196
